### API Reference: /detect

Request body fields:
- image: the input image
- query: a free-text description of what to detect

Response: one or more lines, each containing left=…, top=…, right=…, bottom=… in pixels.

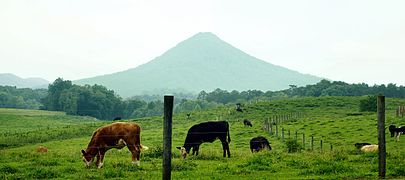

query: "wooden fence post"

left=302, top=133, right=305, bottom=150
left=270, top=120, right=273, bottom=135
left=377, top=95, right=386, bottom=178
left=320, top=140, right=323, bottom=152
left=163, top=96, right=174, bottom=180
left=275, top=123, right=278, bottom=138
left=397, top=106, right=399, bottom=117
left=295, top=131, right=298, bottom=140
left=288, top=130, right=291, bottom=139
left=311, top=136, right=314, bottom=151
left=282, top=128, right=285, bottom=142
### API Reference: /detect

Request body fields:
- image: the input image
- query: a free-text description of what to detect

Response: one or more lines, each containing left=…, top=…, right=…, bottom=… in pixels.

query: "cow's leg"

left=397, top=132, right=403, bottom=141
left=194, top=145, right=200, bottom=156
left=221, top=141, right=230, bottom=158
left=96, top=150, right=105, bottom=168
left=192, top=146, right=196, bottom=155
left=128, top=144, right=141, bottom=166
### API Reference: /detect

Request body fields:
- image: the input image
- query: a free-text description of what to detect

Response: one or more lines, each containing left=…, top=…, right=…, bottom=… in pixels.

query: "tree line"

left=0, top=86, right=47, bottom=109
left=284, top=79, right=405, bottom=98
left=41, top=78, right=150, bottom=120
left=1, top=79, right=405, bottom=119
left=40, top=78, right=218, bottom=120
left=196, top=79, right=405, bottom=104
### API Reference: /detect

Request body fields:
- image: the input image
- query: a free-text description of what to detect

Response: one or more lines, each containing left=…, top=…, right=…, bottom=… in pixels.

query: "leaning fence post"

left=377, top=95, right=386, bottom=179
left=163, top=96, right=174, bottom=180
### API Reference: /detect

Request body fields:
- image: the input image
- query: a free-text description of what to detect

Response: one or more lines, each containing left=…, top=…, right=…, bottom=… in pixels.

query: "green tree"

left=44, top=78, right=73, bottom=111
left=359, top=95, right=377, bottom=112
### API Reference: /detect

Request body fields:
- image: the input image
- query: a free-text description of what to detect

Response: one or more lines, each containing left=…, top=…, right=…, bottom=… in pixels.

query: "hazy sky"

left=1, top=0, right=404, bottom=86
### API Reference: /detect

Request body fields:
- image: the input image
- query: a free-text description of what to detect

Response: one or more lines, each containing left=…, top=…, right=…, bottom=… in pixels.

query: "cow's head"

left=354, top=143, right=371, bottom=149
left=81, top=150, right=94, bottom=167
left=389, top=125, right=397, bottom=137
left=176, top=146, right=189, bottom=159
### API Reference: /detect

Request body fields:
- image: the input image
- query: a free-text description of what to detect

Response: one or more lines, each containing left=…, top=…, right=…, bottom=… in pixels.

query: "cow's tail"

left=227, top=122, right=231, bottom=143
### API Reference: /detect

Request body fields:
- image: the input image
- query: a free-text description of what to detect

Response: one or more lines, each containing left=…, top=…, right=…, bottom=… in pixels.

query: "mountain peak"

left=179, top=32, right=223, bottom=46
left=75, top=33, right=322, bottom=97
left=191, top=32, right=219, bottom=39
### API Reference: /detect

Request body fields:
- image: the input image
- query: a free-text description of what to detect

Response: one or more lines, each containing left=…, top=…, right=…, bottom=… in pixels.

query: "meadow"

left=1, top=96, right=405, bottom=179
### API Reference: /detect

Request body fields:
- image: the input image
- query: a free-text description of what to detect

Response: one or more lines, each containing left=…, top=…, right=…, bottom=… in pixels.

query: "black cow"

left=236, top=103, right=243, bottom=112
left=243, top=119, right=252, bottom=127
left=389, top=124, right=405, bottom=141
left=113, top=117, right=122, bottom=121
left=177, top=121, right=231, bottom=158
left=250, top=136, right=271, bottom=153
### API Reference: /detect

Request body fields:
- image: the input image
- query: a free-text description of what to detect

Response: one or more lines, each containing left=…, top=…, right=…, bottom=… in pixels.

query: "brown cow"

left=81, top=122, right=147, bottom=168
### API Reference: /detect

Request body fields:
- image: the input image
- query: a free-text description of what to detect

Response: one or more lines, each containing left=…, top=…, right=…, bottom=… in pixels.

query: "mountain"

left=75, top=32, right=322, bottom=97
left=0, top=73, right=49, bottom=89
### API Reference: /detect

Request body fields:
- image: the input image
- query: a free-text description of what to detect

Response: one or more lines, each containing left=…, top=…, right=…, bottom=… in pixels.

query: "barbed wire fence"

left=262, top=112, right=334, bottom=152
left=396, top=106, right=405, bottom=118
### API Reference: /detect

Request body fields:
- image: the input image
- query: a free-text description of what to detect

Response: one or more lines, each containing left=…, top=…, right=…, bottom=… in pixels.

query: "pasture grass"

left=1, top=96, right=405, bottom=179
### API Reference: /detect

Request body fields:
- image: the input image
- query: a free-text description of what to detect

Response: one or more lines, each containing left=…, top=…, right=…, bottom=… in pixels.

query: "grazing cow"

left=389, top=124, right=405, bottom=141
left=236, top=103, right=243, bottom=112
left=81, top=122, right=147, bottom=168
left=243, top=119, right=253, bottom=127
left=37, top=145, right=48, bottom=153
left=177, top=121, right=231, bottom=158
left=186, top=113, right=191, bottom=119
left=250, top=136, right=271, bottom=153
left=113, top=117, right=122, bottom=121
left=354, top=143, right=378, bottom=153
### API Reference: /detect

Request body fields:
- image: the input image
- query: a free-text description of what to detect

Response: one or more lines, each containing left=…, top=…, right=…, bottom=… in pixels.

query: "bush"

left=359, top=95, right=377, bottom=112
left=285, top=139, right=302, bottom=153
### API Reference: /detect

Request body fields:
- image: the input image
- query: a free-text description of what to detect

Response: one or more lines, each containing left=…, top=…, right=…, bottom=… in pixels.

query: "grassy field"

left=1, top=96, right=405, bottom=179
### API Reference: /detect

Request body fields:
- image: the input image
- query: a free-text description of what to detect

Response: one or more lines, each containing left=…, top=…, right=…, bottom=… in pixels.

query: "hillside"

left=1, top=97, right=405, bottom=179
left=0, top=73, right=49, bottom=89
left=75, top=32, right=322, bottom=97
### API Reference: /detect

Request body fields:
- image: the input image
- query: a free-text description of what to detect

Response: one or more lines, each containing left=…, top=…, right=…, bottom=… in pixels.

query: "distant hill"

left=0, top=73, right=49, bottom=89
left=75, top=32, right=322, bottom=97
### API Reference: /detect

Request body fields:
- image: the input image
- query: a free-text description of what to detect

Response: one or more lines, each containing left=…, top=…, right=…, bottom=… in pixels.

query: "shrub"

left=359, top=95, right=377, bottom=112
left=285, top=139, right=302, bottom=153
